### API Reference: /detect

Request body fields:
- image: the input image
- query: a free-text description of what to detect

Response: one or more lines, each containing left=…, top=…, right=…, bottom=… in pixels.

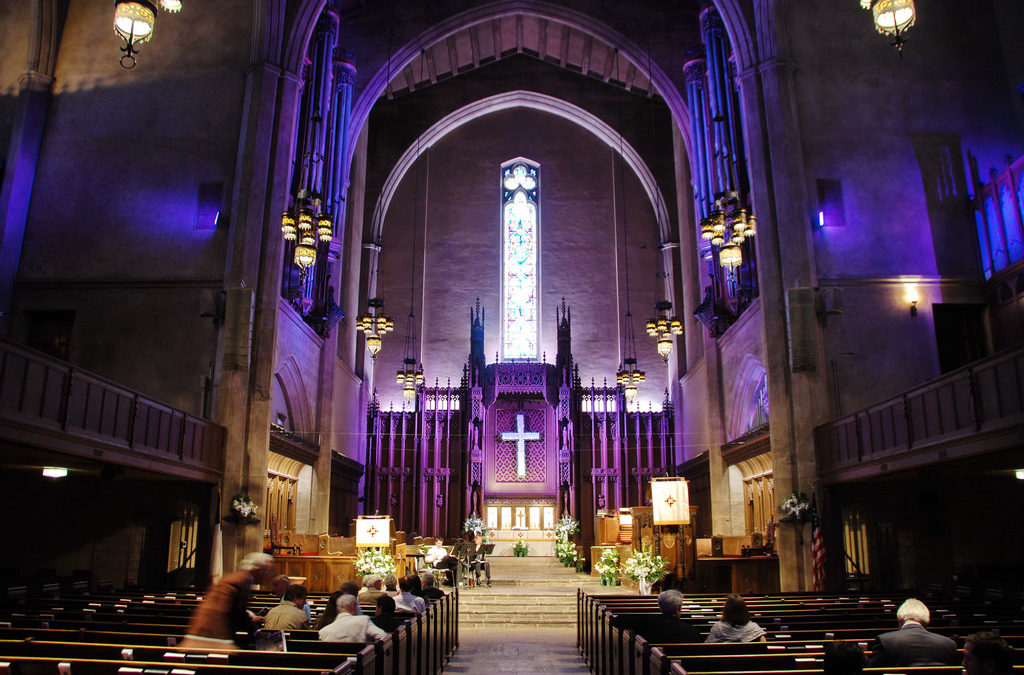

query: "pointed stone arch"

left=727, top=354, right=769, bottom=441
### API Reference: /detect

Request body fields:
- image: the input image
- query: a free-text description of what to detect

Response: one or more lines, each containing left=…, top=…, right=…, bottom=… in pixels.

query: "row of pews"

left=578, top=590, right=1024, bottom=675
left=0, top=586, right=458, bottom=674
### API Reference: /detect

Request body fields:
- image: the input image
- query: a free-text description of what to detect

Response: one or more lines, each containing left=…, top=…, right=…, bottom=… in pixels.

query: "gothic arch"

left=273, top=357, right=314, bottom=436
left=369, top=91, right=673, bottom=245
left=726, top=354, right=768, bottom=441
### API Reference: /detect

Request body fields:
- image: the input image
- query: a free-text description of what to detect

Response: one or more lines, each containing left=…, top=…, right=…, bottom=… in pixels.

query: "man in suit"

left=319, top=594, right=388, bottom=642
left=623, top=590, right=701, bottom=645
left=867, top=598, right=958, bottom=667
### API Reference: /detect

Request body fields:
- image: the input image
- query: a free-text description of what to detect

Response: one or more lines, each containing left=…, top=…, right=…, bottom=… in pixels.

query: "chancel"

left=1, top=0, right=1024, bottom=670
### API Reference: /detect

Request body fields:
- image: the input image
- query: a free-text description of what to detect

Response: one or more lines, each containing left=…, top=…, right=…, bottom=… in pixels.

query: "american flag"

left=811, top=494, right=826, bottom=591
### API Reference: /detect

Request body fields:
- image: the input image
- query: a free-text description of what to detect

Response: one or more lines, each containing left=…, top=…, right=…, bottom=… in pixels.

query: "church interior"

left=1, top=0, right=1023, bottom=604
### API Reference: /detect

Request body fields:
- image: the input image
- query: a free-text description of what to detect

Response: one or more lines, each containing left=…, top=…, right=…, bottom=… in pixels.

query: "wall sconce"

left=904, top=282, right=919, bottom=316
left=42, top=466, right=68, bottom=478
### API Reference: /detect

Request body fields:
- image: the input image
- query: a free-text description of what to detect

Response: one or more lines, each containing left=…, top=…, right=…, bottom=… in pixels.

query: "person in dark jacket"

left=628, top=590, right=701, bottom=645
left=867, top=598, right=958, bottom=667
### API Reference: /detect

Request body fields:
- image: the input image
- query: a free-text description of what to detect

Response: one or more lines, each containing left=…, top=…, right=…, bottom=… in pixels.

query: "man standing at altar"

left=425, top=537, right=459, bottom=586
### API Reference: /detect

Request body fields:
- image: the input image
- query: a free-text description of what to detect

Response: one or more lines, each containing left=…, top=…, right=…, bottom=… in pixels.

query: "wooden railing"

left=816, top=344, right=1024, bottom=483
left=0, top=338, right=224, bottom=480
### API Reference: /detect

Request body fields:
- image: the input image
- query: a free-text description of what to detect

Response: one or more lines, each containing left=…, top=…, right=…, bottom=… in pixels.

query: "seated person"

left=339, top=579, right=363, bottom=615
left=382, top=572, right=399, bottom=596
left=393, top=575, right=427, bottom=613
left=370, top=594, right=406, bottom=633
left=420, top=573, right=446, bottom=600
left=867, top=598, right=957, bottom=667
left=627, top=590, right=701, bottom=644
left=358, top=574, right=387, bottom=603
left=963, top=631, right=1015, bottom=675
left=318, top=594, right=387, bottom=642
left=314, top=590, right=343, bottom=631
left=824, top=641, right=867, bottom=675
left=468, top=530, right=492, bottom=587
left=263, top=584, right=310, bottom=630
left=705, top=594, right=766, bottom=643
left=425, top=537, right=459, bottom=585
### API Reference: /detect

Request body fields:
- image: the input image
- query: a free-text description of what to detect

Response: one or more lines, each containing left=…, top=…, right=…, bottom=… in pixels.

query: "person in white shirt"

left=318, top=594, right=387, bottom=642
left=424, top=538, right=458, bottom=586
left=393, top=575, right=427, bottom=613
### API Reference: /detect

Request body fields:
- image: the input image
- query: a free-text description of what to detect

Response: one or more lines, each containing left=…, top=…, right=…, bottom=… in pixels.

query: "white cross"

left=501, top=413, right=542, bottom=478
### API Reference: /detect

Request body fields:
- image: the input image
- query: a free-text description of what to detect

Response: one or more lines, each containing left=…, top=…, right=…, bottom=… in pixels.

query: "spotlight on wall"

left=904, top=282, right=919, bottom=317
left=42, top=466, right=68, bottom=479
left=1015, top=469, right=1024, bottom=481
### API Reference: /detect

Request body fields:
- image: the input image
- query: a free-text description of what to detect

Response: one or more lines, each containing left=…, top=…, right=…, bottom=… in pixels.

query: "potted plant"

left=512, top=539, right=529, bottom=557
left=594, top=548, right=621, bottom=585
left=622, top=545, right=668, bottom=595
left=779, top=491, right=812, bottom=524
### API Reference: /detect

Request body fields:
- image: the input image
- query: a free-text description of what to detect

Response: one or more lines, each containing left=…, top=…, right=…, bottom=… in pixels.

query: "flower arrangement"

left=622, top=545, right=669, bottom=594
left=594, top=548, right=621, bottom=585
left=512, top=539, right=530, bottom=557
left=229, top=492, right=259, bottom=523
left=555, top=516, right=580, bottom=539
left=355, top=547, right=396, bottom=577
left=462, top=514, right=488, bottom=542
left=555, top=539, right=580, bottom=567
left=779, top=491, right=812, bottom=524
left=554, top=516, right=580, bottom=567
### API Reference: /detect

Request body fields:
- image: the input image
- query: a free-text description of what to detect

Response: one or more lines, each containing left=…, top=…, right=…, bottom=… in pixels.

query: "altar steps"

left=455, top=556, right=626, bottom=628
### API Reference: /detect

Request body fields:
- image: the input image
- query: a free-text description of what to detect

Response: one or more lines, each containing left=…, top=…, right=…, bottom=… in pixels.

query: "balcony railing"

left=0, top=338, right=224, bottom=481
left=816, top=344, right=1024, bottom=483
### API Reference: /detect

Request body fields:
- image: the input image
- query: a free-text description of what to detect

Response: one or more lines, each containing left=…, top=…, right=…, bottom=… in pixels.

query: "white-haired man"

left=359, top=574, right=387, bottom=602
left=319, top=593, right=388, bottom=642
left=867, top=598, right=957, bottom=667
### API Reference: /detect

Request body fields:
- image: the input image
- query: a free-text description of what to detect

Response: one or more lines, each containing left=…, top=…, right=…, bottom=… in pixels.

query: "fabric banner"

left=355, top=516, right=391, bottom=547
left=651, top=478, right=690, bottom=525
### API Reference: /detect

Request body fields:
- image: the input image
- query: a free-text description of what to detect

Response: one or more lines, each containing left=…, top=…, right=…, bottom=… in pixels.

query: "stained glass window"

left=501, top=162, right=539, bottom=360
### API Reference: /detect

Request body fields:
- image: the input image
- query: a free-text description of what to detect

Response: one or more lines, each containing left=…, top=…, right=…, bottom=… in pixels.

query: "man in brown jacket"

left=179, top=552, right=276, bottom=649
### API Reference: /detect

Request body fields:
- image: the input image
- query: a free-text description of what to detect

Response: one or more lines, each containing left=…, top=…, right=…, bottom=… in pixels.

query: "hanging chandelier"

left=113, top=0, right=182, bottom=68
left=646, top=301, right=683, bottom=363
left=862, top=0, right=916, bottom=53
left=281, top=189, right=332, bottom=282
left=396, top=355, right=425, bottom=399
left=700, top=191, right=756, bottom=273
left=356, top=298, right=394, bottom=358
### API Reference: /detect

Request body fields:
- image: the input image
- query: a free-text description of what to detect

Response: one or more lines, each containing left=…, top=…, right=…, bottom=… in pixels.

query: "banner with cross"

left=355, top=516, right=392, bottom=547
left=651, top=477, right=690, bottom=525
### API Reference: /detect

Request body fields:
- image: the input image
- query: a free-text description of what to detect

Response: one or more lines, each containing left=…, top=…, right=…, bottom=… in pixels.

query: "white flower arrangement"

left=555, top=539, right=579, bottom=566
left=622, top=546, right=669, bottom=587
left=229, top=492, right=259, bottom=522
left=594, top=548, right=621, bottom=583
left=462, top=514, right=488, bottom=542
left=512, top=539, right=530, bottom=557
left=555, top=515, right=580, bottom=540
left=355, top=547, right=396, bottom=577
left=779, top=491, right=812, bottom=524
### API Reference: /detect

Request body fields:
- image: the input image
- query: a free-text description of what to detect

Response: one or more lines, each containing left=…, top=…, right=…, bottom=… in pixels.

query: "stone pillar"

left=734, top=53, right=829, bottom=590
left=216, top=62, right=303, bottom=568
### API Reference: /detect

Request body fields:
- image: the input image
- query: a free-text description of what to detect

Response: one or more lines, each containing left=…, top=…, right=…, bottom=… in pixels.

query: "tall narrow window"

left=501, top=162, right=540, bottom=360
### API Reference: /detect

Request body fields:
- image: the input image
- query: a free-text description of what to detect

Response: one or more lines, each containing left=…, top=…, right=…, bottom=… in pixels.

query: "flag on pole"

left=811, top=494, right=826, bottom=591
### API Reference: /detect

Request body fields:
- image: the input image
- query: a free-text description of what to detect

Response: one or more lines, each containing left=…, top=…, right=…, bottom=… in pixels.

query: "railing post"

left=968, top=366, right=982, bottom=432
left=902, top=393, right=913, bottom=449
left=128, top=394, right=138, bottom=448
left=178, top=413, right=188, bottom=461
left=60, top=367, right=75, bottom=432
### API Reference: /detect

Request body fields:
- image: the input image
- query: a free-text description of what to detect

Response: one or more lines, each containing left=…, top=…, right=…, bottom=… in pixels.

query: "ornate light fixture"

left=862, top=0, right=916, bottom=53
left=281, top=189, right=331, bottom=283
left=396, top=355, right=425, bottom=399
left=113, top=0, right=182, bottom=68
left=611, top=49, right=644, bottom=404
left=646, top=300, right=683, bottom=363
left=114, top=0, right=156, bottom=68
left=357, top=297, right=394, bottom=358
left=700, top=191, right=756, bottom=274
left=396, top=94, right=426, bottom=400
